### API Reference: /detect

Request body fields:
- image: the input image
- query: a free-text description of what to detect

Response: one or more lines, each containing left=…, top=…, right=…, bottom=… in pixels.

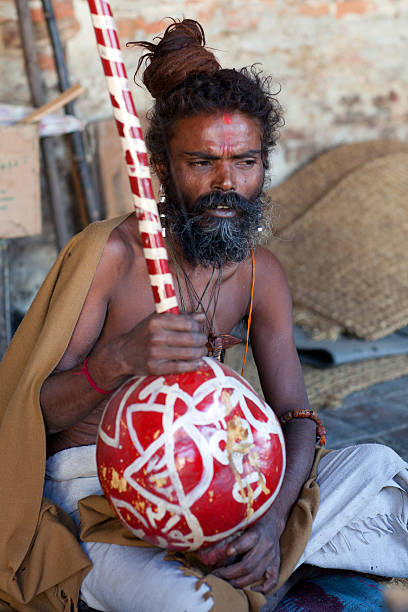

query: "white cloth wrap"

left=44, top=443, right=408, bottom=611
left=44, top=445, right=212, bottom=612
left=296, top=443, right=408, bottom=576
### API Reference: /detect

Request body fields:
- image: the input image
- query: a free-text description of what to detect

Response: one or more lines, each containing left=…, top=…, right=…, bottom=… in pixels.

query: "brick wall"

left=1, top=0, right=407, bottom=354
left=1, top=0, right=407, bottom=182
left=0, top=0, right=79, bottom=101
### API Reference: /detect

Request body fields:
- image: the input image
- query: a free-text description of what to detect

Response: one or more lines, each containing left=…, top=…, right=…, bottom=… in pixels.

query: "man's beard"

left=162, top=189, right=268, bottom=268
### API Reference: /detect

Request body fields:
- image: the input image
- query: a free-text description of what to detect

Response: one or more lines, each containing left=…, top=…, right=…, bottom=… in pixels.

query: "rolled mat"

left=267, top=152, right=408, bottom=340
left=265, top=139, right=408, bottom=235
left=302, top=354, right=408, bottom=410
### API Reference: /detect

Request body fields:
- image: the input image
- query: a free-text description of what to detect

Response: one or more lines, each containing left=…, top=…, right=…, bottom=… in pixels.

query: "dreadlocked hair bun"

left=131, top=19, right=221, bottom=99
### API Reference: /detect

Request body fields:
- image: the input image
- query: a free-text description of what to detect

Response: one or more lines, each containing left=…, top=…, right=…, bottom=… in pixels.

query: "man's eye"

left=238, top=159, right=257, bottom=166
left=189, top=160, right=211, bottom=167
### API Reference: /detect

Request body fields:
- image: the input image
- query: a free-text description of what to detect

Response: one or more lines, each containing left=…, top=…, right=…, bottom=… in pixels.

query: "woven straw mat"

left=267, top=153, right=408, bottom=340
left=265, top=139, right=408, bottom=235
left=302, top=355, right=408, bottom=410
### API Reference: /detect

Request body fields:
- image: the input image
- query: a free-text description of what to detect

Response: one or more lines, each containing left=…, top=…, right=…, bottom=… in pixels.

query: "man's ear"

left=153, top=162, right=169, bottom=184
left=261, top=150, right=269, bottom=170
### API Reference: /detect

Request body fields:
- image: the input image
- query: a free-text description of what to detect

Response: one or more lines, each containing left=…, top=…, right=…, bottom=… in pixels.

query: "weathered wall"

left=2, top=0, right=407, bottom=182
left=0, top=0, right=407, bottom=353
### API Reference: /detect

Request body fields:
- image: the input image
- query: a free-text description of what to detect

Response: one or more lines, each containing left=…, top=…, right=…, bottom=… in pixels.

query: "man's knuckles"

left=234, top=571, right=263, bottom=587
left=260, top=573, right=279, bottom=593
left=145, top=359, right=163, bottom=376
left=145, top=314, right=164, bottom=332
left=145, top=359, right=183, bottom=376
left=198, top=547, right=228, bottom=566
left=230, top=531, right=259, bottom=554
left=236, top=562, right=276, bottom=586
left=157, top=330, right=207, bottom=347
left=217, top=563, right=262, bottom=585
left=149, top=345, right=204, bottom=361
left=181, top=346, right=205, bottom=359
left=170, top=360, right=202, bottom=374
left=147, top=322, right=206, bottom=346
left=158, top=312, right=203, bottom=332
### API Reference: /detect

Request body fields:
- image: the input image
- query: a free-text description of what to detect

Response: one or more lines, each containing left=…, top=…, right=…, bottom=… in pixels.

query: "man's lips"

left=206, top=206, right=237, bottom=218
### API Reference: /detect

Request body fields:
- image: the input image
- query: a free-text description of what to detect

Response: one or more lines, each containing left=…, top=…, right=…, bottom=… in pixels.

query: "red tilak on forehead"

left=221, top=114, right=233, bottom=155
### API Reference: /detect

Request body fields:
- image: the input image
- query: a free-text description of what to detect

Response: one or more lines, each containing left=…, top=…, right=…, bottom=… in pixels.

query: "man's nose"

left=211, top=162, right=235, bottom=191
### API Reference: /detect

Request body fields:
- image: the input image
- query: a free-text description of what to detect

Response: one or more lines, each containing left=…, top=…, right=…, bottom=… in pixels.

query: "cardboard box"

left=0, top=124, right=41, bottom=239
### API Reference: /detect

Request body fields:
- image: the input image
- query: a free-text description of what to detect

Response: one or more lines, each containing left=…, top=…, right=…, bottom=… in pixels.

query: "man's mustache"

left=188, top=191, right=260, bottom=217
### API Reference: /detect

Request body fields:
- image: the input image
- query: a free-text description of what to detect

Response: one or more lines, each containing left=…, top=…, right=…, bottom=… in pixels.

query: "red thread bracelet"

left=74, top=357, right=115, bottom=395
left=279, top=409, right=326, bottom=447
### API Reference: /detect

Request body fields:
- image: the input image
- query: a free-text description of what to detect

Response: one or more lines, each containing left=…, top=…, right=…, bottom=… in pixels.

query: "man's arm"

left=40, top=234, right=207, bottom=434
left=249, top=249, right=316, bottom=535
left=198, top=248, right=317, bottom=591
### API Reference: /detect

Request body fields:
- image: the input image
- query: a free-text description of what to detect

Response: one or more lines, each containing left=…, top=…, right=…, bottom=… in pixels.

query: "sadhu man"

left=1, top=19, right=407, bottom=612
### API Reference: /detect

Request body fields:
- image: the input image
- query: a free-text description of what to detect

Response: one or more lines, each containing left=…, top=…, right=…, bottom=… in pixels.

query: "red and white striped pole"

left=88, top=0, right=178, bottom=314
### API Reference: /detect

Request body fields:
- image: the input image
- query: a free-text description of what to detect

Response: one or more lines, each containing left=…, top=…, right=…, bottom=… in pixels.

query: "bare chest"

left=101, top=259, right=252, bottom=342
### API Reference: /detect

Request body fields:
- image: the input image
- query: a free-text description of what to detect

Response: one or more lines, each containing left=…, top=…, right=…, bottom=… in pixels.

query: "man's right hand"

left=94, top=311, right=208, bottom=386
left=41, top=312, right=208, bottom=435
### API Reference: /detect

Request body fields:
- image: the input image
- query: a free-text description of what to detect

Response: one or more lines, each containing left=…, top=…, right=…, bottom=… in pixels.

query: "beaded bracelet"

left=279, top=409, right=326, bottom=447
left=74, top=356, right=116, bottom=395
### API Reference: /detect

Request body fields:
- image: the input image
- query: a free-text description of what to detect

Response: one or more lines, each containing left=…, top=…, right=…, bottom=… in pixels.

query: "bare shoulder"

left=93, top=214, right=142, bottom=289
left=253, top=245, right=290, bottom=293
left=54, top=215, right=141, bottom=371
left=249, top=244, right=293, bottom=332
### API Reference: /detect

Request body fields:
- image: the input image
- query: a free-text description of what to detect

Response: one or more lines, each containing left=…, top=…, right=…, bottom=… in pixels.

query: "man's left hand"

left=196, top=511, right=283, bottom=593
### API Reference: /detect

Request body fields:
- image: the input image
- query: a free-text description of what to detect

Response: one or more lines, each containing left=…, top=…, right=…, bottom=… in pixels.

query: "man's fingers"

left=252, top=570, right=279, bottom=594
left=149, top=344, right=206, bottom=361
left=225, top=529, right=258, bottom=557
left=212, top=543, right=280, bottom=588
left=146, top=359, right=204, bottom=376
left=196, top=535, right=236, bottom=566
left=151, top=329, right=208, bottom=348
left=212, top=547, right=263, bottom=581
left=151, top=313, right=205, bottom=333
left=214, top=562, right=262, bottom=588
left=168, top=360, right=205, bottom=373
left=215, top=560, right=278, bottom=590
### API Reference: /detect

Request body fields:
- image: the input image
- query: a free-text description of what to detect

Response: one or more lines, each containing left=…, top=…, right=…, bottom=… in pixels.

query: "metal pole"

left=15, top=0, right=70, bottom=249
left=0, top=241, right=11, bottom=350
left=41, top=0, right=102, bottom=224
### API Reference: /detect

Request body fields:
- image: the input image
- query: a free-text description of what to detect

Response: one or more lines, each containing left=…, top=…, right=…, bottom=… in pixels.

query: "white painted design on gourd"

left=99, top=357, right=286, bottom=550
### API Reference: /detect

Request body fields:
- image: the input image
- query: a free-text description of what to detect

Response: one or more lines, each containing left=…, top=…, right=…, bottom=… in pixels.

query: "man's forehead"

left=170, top=111, right=262, bottom=152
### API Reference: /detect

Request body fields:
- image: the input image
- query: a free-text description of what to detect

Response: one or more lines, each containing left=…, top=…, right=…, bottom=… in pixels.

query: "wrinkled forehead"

left=168, top=111, right=262, bottom=155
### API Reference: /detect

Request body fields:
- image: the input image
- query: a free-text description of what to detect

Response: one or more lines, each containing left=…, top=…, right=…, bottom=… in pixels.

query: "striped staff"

left=88, top=0, right=178, bottom=314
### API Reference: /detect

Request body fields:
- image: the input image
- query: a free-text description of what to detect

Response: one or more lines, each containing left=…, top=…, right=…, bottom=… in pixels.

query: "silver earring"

left=159, top=184, right=166, bottom=204
left=161, top=218, right=166, bottom=237
left=258, top=212, right=263, bottom=232
left=159, top=185, right=166, bottom=237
